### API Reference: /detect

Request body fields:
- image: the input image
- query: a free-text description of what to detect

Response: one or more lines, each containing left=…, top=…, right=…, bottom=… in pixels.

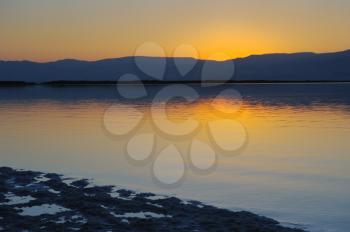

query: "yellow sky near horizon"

left=1, top=0, right=350, bottom=62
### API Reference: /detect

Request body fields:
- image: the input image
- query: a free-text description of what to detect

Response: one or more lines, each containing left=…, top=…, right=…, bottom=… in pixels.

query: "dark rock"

left=0, top=167, right=306, bottom=232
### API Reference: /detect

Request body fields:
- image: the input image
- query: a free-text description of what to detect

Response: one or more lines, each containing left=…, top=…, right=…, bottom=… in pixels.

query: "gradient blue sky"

left=1, top=0, right=350, bottom=61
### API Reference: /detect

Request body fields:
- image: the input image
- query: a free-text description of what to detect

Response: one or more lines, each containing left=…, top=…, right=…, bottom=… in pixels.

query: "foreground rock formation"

left=0, top=167, right=305, bottom=231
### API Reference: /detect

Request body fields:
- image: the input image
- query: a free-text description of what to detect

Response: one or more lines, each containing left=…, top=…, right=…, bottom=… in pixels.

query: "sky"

left=0, top=0, right=350, bottom=62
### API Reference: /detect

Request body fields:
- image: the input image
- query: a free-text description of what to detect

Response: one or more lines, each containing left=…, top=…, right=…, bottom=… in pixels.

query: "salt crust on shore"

left=0, top=193, right=36, bottom=205
left=111, top=212, right=172, bottom=219
left=17, top=204, right=70, bottom=216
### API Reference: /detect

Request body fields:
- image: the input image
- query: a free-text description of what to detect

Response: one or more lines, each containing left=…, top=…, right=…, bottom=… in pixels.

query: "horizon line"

left=1, top=49, right=349, bottom=64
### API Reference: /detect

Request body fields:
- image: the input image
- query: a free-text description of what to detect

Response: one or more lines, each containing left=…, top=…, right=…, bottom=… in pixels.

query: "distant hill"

left=0, top=50, right=350, bottom=83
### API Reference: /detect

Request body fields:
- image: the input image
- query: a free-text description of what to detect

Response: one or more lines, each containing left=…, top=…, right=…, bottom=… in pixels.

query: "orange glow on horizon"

left=0, top=1, right=349, bottom=62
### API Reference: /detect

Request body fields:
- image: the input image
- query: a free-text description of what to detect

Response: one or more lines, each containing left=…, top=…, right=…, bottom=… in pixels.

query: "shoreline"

left=0, top=167, right=306, bottom=231
left=0, top=80, right=350, bottom=87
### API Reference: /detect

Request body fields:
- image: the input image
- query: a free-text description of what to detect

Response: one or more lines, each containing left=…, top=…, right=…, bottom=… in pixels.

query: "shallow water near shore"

left=1, top=83, right=350, bottom=232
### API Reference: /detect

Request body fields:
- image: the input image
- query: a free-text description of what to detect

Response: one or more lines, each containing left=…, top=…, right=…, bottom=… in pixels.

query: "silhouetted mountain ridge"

left=1, top=50, right=350, bottom=83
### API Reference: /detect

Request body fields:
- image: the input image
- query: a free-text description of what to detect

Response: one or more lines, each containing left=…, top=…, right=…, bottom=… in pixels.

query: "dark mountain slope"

left=0, top=50, right=349, bottom=83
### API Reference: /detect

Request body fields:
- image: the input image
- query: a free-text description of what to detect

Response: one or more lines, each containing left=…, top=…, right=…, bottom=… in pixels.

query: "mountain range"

left=0, top=50, right=349, bottom=83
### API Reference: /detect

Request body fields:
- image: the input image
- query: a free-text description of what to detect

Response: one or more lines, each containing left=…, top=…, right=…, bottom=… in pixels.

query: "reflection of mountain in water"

left=1, top=84, right=350, bottom=111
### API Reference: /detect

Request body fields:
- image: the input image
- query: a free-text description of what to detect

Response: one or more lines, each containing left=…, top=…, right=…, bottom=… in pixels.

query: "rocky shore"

left=0, top=167, right=305, bottom=231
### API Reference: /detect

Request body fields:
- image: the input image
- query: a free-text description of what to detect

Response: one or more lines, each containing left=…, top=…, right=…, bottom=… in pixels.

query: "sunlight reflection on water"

left=1, top=84, right=350, bottom=232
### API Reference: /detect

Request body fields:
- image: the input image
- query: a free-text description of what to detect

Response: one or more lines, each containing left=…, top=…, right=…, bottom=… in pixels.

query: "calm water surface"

left=1, top=84, right=350, bottom=232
